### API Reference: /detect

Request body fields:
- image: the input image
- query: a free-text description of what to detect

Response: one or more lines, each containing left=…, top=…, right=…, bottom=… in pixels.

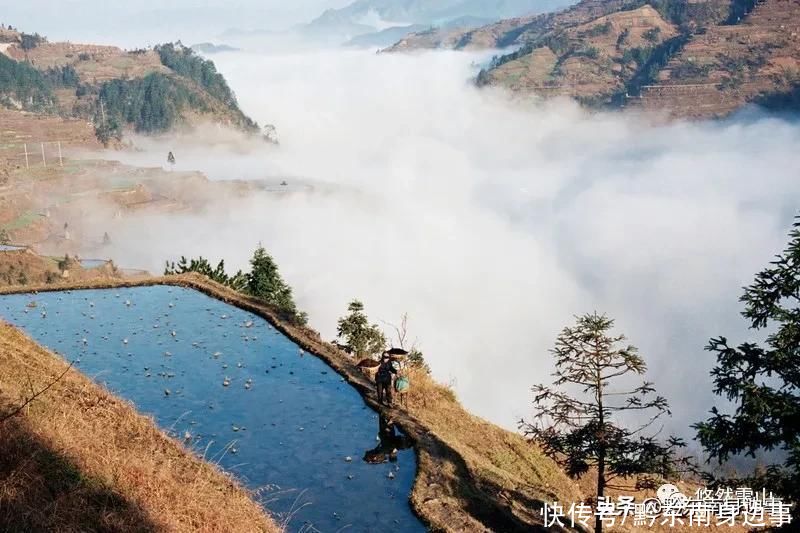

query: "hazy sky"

left=2, top=0, right=351, bottom=46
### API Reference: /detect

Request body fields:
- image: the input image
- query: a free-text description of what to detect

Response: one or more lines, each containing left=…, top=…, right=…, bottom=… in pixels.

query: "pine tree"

left=246, top=245, right=306, bottom=325
left=695, top=216, right=800, bottom=522
left=521, top=312, right=687, bottom=533
left=164, top=256, right=246, bottom=291
left=337, top=300, right=386, bottom=359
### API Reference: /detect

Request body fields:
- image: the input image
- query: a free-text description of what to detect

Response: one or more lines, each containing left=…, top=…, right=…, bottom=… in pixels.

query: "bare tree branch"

left=0, top=361, right=73, bottom=424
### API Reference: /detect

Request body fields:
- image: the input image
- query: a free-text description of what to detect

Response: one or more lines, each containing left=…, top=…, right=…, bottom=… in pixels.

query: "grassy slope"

left=0, top=320, right=277, bottom=532
left=0, top=249, right=125, bottom=287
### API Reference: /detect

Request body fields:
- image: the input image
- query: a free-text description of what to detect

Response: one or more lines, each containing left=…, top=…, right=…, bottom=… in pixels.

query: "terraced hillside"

left=628, top=0, right=800, bottom=117
left=386, top=0, right=800, bottom=118
left=0, top=28, right=259, bottom=142
left=478, top=5, right=683, bottom=103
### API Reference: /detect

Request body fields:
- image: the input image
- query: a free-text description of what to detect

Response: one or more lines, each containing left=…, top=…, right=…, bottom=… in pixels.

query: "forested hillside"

left=0, top=54, right=55, bottom=111
left=0, top=26, right=258, bottom=144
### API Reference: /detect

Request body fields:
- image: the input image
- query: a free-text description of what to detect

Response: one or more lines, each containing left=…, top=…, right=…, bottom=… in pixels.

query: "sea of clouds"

left=94, top=47, right=800, bottom=442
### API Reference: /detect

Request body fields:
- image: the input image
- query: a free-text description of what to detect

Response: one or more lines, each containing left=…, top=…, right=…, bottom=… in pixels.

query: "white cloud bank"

left=96, top=48, right=800, bottom=437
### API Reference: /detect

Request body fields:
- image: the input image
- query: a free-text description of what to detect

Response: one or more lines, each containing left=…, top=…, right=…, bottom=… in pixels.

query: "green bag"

left=395, top=377, right=410, bottom=393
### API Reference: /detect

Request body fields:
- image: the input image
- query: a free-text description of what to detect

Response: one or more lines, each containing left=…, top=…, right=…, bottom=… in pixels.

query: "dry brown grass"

left=401, top=366, right=585, bottom=530
left=5, top=42, right=168, bottom=83
left=0, top=320, right=277, bottom=532
left=0, top=249, right=126, bottom=288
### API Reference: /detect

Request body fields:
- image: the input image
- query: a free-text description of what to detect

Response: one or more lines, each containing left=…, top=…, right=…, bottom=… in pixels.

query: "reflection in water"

left=364, top=414, right=413, bottom=465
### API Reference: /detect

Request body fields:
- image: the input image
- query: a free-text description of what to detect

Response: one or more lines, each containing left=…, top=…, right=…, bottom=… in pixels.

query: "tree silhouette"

left=521, top=312, right=687, bottom=533
left=695, top=216, right=800, bottom=525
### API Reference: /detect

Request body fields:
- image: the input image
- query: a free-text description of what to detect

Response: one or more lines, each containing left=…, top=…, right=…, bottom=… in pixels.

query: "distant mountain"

left=343, top=15, right=495, bottom=48
left=344, top=24, right=428, bottom=48
left=384, top=0, right=630, bottom=52
left=190, top=42, right=240, bottom=54
left=302, top=0, right=578, bottom=45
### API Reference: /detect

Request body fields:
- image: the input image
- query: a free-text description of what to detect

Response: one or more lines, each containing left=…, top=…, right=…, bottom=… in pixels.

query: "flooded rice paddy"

left=78, top=259, right=111, bottom=268
left=0, top=286, right=424, bottom=532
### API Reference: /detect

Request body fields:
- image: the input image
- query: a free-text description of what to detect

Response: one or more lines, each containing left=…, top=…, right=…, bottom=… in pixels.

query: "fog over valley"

left=88, top=48, right=800, bottom=436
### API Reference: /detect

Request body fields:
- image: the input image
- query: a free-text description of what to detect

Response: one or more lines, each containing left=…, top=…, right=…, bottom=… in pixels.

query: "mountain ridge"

left=384, top=0, right=800, bottom=119
left=301, top=0, right=578, bottom=46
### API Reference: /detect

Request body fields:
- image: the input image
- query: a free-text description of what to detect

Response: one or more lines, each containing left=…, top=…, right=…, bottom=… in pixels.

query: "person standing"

left=375, top=352, right=397, bottom=406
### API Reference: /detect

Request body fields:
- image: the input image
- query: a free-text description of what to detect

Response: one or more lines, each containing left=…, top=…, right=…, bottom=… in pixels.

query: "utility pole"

left=57, top=141, right=63, bottom=167
left=23, top=143, right=29, bottom=169
left=41, top=143, right=46, bottom=168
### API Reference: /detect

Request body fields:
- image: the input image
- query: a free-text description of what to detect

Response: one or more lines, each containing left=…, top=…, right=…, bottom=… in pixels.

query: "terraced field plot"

left=0, top=286, right=424, bottom=532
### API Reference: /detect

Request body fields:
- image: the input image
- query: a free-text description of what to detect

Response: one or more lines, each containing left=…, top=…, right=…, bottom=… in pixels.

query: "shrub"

left=43, top=65, right=79, bottom=88
left=616, top=28, right=630, bottom=48
left=20, top=33, right=44, bottom=51
left=582, top=21, right=613, bottom=38
left=643, top=27, right=662, bottom=43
